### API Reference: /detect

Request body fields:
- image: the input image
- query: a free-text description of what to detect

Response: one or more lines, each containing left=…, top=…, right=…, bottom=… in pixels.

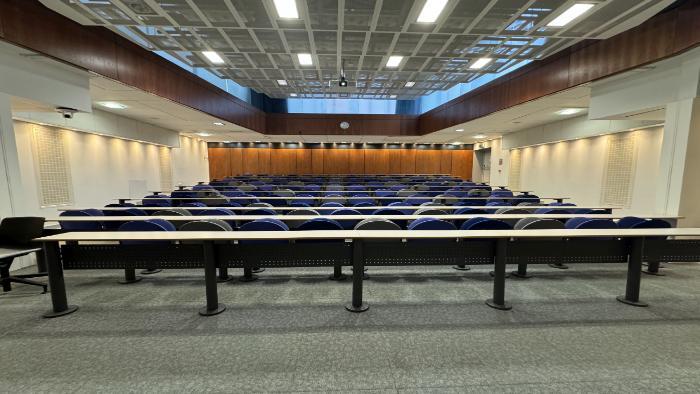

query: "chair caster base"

left=345, top=302, right=369, bottom=313
left=642, top=270, right=665, bottom=276
left=217, top=275, right=235, bottom=283
left=489, top=271, right=511, bottom=278
left=510, top=271, right=532, bottom=279
left=548, top=263, right=569, bottom=270
left=140, top=269, right=162, bottom=275
left=329, top=274, right=348, bottom=281
left=452, top=265, right=471, bottom=271
left=199, top=304, right=226, bottom=316
left=252, top=268, right=265, bottom=273
left=118, top=276, right=143, bottom=284
left=616, top=296, right=648, bottom=307
left=239, top=275, right=259, bottom=282
left=485, top=299, right=512, bottom=311
left=43, top=305, right=79, bottom=318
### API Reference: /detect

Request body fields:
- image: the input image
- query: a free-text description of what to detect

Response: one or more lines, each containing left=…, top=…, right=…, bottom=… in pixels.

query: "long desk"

left=35, top=228, right=700, bottom=318
left=120, top=196, right=571, bottom=205
left=80, top=205, right=617, bottom=212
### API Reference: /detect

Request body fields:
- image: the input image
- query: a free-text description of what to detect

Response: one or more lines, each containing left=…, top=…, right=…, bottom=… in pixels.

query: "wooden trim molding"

left=2, top=0, right=699, bottom=136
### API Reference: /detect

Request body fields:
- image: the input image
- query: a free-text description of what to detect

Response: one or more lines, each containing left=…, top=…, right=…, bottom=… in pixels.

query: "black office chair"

left=0, top=216, right=47, bottom=293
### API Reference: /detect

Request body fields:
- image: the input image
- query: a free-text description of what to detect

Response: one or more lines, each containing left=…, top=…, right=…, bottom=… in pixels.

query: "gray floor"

left=2, top=263, right=700, bottom=393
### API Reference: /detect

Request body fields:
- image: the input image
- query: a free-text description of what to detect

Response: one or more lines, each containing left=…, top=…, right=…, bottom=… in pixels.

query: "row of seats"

left=60, top=209, right=670, bottom=232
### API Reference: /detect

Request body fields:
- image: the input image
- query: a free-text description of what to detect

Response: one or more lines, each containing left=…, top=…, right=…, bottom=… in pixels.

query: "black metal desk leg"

left=42, top=242, right=78, bottom=318
left=511, top=263, right=531, bottom=279
left=200, top=242, right=226, bottom=316
left=328, top=265, right=347, bottom=281
left=240, top=267, right=258, bottom=282
left=346, top=240, right=369, bottom=312
left=617, top=237, right=649, bottom=307
left=643, top=261, right=664, bottom=276
left=453, top=264, right=471, bottom=271
left=217, top=267, right=234, bottom=282
left=486, top=238, right=512, bottom=310
left=119, top=268, right=143, bottom=284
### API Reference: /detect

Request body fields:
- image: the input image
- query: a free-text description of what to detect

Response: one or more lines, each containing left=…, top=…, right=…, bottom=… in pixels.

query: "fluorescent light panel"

left=197, top=132, right=212, bottom=137
left=290, top=93, right=298, bottom=97
left=386, top=55, right=403, bottom=68
left=473, top=134, right=487, bottom=139
left=417, top=0, right=448, bottom=23
left=547, top=3, right=595, bottom=27
left=202, top=51, right=225, bottom=64
left=405, top=81, right=416, bottom=87
left=277, top=79, right=288, bottom=86
left=557, top=108, right=584, bottom=115
left=213, top=122, right=225, bottom=126
left=469, top=58, right=492, bottom=69
left=273, top=0, right=299, bottom=19
left=297, top=53, right=313, bottom=65
left=97, top=101, right=127, bottom=109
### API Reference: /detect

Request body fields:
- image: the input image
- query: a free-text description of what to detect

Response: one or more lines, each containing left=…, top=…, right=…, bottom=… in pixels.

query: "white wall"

left=13, top=121, right=208, bottom=218
left=516, top=127, right=662, bottom=214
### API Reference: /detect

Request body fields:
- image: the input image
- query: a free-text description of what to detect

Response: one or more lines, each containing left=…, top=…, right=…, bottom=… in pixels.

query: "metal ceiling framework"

left=54, top=0, right=663, bottom=99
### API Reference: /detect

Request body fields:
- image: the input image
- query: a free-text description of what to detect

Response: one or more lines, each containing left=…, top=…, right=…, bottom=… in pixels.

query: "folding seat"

left=320, top=201, right=344, bottom=208
left=142, top=194, right=171, bottom=207
left=117, top=218, right=177, bottom=281
left=388, top=201, right=415, bottom=215
left=330, top=208, right=362, bottom=230
left=325, top=193, right=347, bottom=205
left=350, top=194, right=375, bottom=206
left=408, top=217, right=457, bottom=230
left=415, top=208, right=448, bottom=216
left=432, top=194, right=459, bottom=205
left=236, top=218, right=290, bottom=280
left=354, top=218, right=401, bottom=230
left=59, top=209, right=104, bottom=231
left=285, top=208, right=320, bottom=229
left=454, top=217, right=512, bottom=271
left=192, top=208, right=237, bottom=228
left=246, top=208, right=277, bottom=216
left=510, top=218, right=566, bottom=277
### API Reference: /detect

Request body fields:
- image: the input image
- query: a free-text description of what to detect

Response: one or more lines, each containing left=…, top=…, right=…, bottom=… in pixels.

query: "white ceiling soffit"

left=41, top=0, right=674, bottom=100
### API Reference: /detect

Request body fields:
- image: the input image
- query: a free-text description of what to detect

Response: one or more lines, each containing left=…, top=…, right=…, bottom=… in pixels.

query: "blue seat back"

left=59, top=209, right=104, bottom=231
left=408, top=217, right=457, bottom=230
left=118, top=218, right=175, bottom=245
left=460, top=217, right=511, bottom=230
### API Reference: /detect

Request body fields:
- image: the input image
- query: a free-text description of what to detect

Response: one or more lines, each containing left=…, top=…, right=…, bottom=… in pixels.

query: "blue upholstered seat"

left=408, top=217, right=456, bottom=230
left=59, top=209, right=104, bottom=231
left=460, top=217, right=511, bottom=230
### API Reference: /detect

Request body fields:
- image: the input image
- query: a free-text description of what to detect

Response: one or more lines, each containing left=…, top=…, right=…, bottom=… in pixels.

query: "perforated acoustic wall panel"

left=508, top=148, right=522, bottom=191
left=31, top=125, right=73, bottom=207
left=159, top=146, right=173, bottom=192
left=600, top=132, right=637, bottom=207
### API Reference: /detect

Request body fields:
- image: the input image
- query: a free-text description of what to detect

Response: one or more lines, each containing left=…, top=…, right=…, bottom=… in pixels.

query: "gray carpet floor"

left=2, top=263, right=700, bottom=393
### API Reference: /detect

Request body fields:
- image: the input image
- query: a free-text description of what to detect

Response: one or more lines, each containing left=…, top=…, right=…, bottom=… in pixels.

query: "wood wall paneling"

left=415, top=150, right=441, bottom=174
left=388, top=149, right=402, bottom=174
left=400, top=149, right=416, bottom=174
left=258, top=148, right=271, bottom=174
left=296, top=148, right=313, bottom=174
left=348, top=149, right=365, bottom=174
left=439, top=150, right=452, bottom=174
left=208, top=148, right=230, bottom=180
left=229, top=148, right=243, bottom=176
left=311, top=149, right=324, bottom=174
left=450, top=150, right=473, bottom=180
left=242, top=148, right=259, bottom=175
left=270, top=149, right=296, bottom=174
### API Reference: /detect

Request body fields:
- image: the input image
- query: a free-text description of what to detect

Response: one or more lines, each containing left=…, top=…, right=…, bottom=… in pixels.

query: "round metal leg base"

left=642, top=269, right=665, bottom=277
left=199, top=303, right=226, bottom=316
left=239, top=275, right=259, bottom=283
left=252, top=267, right=265, bottom=273
left=43, top=305, right=79, bottom=318
left=118, top=276, right=143, bottom=285
left=616, top=296, right=648, bottom=307
left=548, top=263, right=569, bottom=270
left=510, top=271, right=532, bottom=279
left=217, top=275, right=235, bottom=283
left=452, top=265, right=471, bottom=271
left=489, top=271, right=511, bottom=278
left=328, top=273, right=348, bottom=281
left=345, top=302, right=369, bottom=313
left=485, top=299, right=512, bottom=311
left=140, top=268, right=162, bottom=275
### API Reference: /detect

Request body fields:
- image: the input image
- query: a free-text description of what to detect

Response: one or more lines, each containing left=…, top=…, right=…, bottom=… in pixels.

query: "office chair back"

left=0, top=217, right=45, bottom=247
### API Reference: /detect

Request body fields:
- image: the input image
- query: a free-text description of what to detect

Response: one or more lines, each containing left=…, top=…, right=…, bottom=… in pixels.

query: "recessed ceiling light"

left=197, top=132, right=212, bottom=137
left=222, top=140, right=231, bottom=143
left=297, top=53, right=313, bottom=66
left=557, top=108, right=584, bottom=115
left=452, top=142, right=463, bottom=145
left=213, top=122, right=225, bottom=126
left=417, top=0, right=448, bottom=23
left=97, top=101, right=128, bottom=109
left=469, top=58, right=492, bottom=69
left=386, top=55, right=403, bottom=68
left=290, top=93, right=298, bottom=97
left=547, top=3, right=595, bottom=27
left=405, top=81, right=416, bottom=87
left=277, top=79, right=288, bottom=86
left=273, top=0, right=299, bottom=19
left=390, top=94, right=397, bottom=99
left=473, top=134, right=487, bottom=139
left=202, top=51, right=225, bottom=64
left=455, top=128, right=464, bottom=132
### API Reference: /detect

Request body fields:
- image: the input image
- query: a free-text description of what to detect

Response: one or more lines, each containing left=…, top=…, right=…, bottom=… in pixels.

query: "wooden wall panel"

left=267, top=114, right=419, bottom=136
left=348, top=149, right=365, bottom=174
left=311, top=149, right=324, bottom=174
left=229, top=148, right=243, bottom=176
left=439, top=150, right=453, bottom=174
left=450, top=150, right=473, bottom=180
left=257, top=148, right=271, bottom=174
left=296, top=149, right=313, bottom=174
left=387, top=149, right=402, bottom=174
left=209, top=147, right=472, bottom=178
left=400, top=149, right=416, bottom=174
left=242, top=148, right=259, bottom=175
left=270, top=149, right=296, bottom=174
left=208, top=148, right=230, bottom=180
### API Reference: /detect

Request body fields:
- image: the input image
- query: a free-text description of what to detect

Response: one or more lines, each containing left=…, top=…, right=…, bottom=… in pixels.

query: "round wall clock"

left=339, top=121, right=350, bottom=130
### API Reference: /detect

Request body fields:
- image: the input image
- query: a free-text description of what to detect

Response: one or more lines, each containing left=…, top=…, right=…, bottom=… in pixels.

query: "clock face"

left=339, top=121, right=350, bottom=130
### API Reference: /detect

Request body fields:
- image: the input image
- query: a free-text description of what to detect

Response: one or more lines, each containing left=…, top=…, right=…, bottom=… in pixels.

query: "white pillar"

left=0, top=92, right=26, bottom=217
left=655, top=98, right=700, bottom=227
